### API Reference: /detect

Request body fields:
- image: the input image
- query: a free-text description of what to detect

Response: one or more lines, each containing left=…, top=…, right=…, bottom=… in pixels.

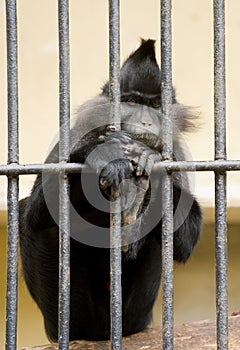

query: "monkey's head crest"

left=120, top=39, right=161, bottom=95
left=102, top=39, right=162, bottom=96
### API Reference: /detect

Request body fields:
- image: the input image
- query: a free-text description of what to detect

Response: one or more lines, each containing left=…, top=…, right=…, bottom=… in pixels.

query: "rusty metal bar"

left=214, top=1, right=228, bottom=349
left=5, top=0, right=19, bottom=349
left=109, top=0, right=121, bottom=131
left=109, top=0, right=122, bottom=349
left=161, top=0, right=174, bottom=349
left=58, top=0, right=70, bottom=349
left=1, top=160, right=240, bottom=176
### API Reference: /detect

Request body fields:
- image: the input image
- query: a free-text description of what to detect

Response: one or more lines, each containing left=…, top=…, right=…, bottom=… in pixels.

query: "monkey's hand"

left=99, top=158, right=134, bottom=200
left=84, top=131, right=133, bottom=200
left=95, top=132, right=154, bottom=211
left=123, top=141, right=162, bottom=177
left=98, top=133, right=152, bottom=224
left=97, top=130, right=133, bottom=147
left=82, top=132, right=134, bottom=199
left=121, top=175, right=149, bottom=226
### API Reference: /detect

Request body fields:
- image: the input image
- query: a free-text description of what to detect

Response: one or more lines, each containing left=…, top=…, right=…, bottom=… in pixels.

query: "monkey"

left=19, top=39, right=202, bottom=341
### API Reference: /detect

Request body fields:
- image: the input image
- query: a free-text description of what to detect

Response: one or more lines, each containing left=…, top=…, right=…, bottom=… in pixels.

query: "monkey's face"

left=121, top=103, right=162, bottom=146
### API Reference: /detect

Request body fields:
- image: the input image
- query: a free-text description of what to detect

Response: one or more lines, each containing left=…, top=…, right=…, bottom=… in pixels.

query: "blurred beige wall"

left=0, top=0, right=240, bottom=208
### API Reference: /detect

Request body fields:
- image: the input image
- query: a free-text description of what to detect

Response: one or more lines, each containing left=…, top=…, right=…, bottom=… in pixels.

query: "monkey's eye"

left=152, top=98, right=161, bottom=108
left=127, top=99, right=136, bottom=105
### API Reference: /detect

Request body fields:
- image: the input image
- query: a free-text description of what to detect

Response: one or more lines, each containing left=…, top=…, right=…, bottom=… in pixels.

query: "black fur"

left=19, top=39, right=202, bottom=341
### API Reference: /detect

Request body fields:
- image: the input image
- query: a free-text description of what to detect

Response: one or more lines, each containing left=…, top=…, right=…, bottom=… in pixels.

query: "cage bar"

left=215, top=175, right=228, bottom=350
left=6, top=179, right=19, bottom=350
left=1, top=159, right=240, bottom=176
left=109, top=0, right=121, bottom=131
left=213, top=1, right=228, bottom=349
left=1, top=1, right=238, bottom=349
left=161, top=0, right=174, bottom=349
left=58, top=1, right=71, bottom=349
left=5, top=1, right=19, bottom=350
left=110, top=197, right=122, bottom=350
left=109, top=0, right=122, bottom=349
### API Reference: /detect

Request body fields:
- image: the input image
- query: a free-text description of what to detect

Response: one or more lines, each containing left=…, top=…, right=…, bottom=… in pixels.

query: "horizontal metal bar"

left=153, top=160, right=240, bottom=172
left=0, top=163, right=84, bottom=175
left=0, top=160, right=240, bottom=176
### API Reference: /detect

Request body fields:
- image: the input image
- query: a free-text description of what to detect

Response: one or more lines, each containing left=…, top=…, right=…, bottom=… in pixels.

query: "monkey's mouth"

left=132, top=132, right=161, bottom=148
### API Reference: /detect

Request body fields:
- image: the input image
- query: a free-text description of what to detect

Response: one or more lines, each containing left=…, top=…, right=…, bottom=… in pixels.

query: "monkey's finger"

left=129, top=162, right=134, bottom=172
left=124, top=149, right=139, bottom=160
left=97, top=135, right=106, bottom=143
left=118, top=160, right=134, bottom=172
left=144, top=153, right=157, bottom=176
left=122, top=181, right=149, bottom=225
left=143, top=150, right=163, bottom=175
left=134, top=176, right=150, bottom=192
left=110, top=188, right=120, bottom=199
left=107, top=138, right=122, bottom=145
left=106, top=125, right=116, bottom=132
left=99, top=177, right=109, bottom=190
left=124, top=143, right=143, bottom=154
left=120, top=135, right=132, bottom=144
left=105, top=131, right=132, bottom=144
left=136, top=166, right=144, bottom=177
left=136, top=150, right=152, bottom=176
left=100, top=177, right=120, bottom=200
left=100, top=166, right=115, bottom=188
left=124, top=144, right=135, bottom=152
left=131, top=156, right=140, bottom=166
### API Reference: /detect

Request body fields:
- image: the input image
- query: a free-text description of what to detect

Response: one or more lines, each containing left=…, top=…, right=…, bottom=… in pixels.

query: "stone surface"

left=20, top=316, right=240, bottom=350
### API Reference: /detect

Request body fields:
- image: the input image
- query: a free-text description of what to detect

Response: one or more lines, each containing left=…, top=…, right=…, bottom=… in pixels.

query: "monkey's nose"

left=141, top=120, right=152, bottom=126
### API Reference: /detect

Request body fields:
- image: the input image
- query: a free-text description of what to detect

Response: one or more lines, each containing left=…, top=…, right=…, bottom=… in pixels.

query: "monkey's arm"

left=118, top=136, right=202, bottom=261
left=172, top=185, right=202, bottom=263
left=20, top=173, right=60, bottom=233
left=20, top=130, right=135, bottom=233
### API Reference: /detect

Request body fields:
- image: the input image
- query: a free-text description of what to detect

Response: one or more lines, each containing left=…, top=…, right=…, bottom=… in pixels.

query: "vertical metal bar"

left=215, top=174, right=227, bottom=349
left=6, top=0, right=18, bottom=164
left=109, top=0, right=121, bottom=131
left=161, top=0, right=174, bottom=349
left=58, top=1, right=70, bottom=349
left=6, top=179, right=19, bottom=350
left=161, top=0, right=173, bottom=161
left=5, top=1, right=19, bottom=349
left=109, top=1, right=122, bottom=349
left=214, top=1, right=228, bottom=349
left=110, top=198, right=122, bottom=350
left=214, top=0, right=226, bottom=161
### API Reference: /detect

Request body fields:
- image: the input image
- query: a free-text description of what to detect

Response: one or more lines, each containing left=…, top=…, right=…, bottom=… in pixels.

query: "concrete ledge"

left=20, top=316, right=240, bottom=350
